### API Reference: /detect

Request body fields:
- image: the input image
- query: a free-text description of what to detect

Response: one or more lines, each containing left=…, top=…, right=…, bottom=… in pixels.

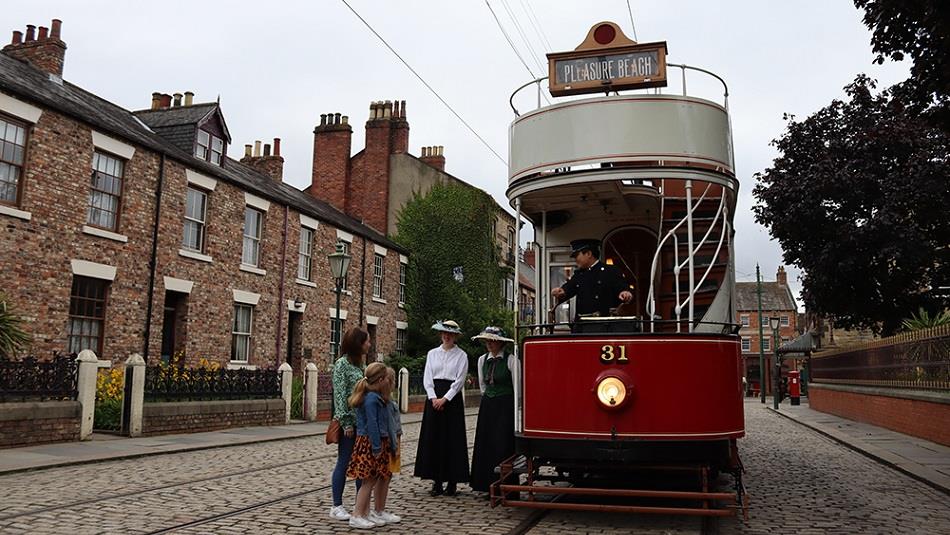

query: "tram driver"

left=551, top=239, right=634, bottom=333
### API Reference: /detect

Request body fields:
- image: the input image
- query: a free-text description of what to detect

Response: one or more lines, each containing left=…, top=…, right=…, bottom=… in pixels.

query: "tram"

left=492, top=22, right=747, bottom=518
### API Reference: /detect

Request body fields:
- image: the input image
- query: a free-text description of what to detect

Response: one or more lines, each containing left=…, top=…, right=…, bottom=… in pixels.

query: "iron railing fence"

left=810, top=325, right=950, bottom=391
left=0, top=353, right=78, bottom=402
left=143, top=366, right=281, bottom=402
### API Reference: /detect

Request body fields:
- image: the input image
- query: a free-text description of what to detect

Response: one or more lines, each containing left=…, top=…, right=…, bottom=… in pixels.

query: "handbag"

left=326, top=419, right=341, bottom=445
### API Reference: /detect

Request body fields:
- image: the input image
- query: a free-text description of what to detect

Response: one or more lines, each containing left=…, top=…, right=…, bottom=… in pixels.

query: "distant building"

left=735, top=266, right=798, bottom=395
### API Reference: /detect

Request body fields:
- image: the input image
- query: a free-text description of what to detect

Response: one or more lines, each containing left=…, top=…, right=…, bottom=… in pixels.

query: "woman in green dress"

left=469, top=326, right=517, bottom=493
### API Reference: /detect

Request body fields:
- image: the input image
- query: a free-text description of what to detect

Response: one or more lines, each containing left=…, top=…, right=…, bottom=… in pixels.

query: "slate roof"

left=778, top=331, right=816, bottom=355
left=0, top=53, right=406, bottom=253
left=735, top=281, right=797, bottom=312
left=134, top=103, right=218, bottom=128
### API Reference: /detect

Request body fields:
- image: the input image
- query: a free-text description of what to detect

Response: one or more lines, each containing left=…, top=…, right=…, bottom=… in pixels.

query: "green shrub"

left=94, top=397, right=122, bottom=431
left=291, top=376, right=304, bottom=420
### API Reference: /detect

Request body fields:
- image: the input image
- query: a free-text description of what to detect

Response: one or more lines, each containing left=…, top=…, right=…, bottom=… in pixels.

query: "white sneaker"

left=367, top=510, right=388, bottom=526
left=375, top=510, right=401, bottom=523
left=328, top=505, right=350, bottom=520
left=348, top=516, right=375, bottom=529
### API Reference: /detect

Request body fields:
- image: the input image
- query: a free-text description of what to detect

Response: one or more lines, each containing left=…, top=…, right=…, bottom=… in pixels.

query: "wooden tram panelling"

left=547, top=21, right=668, bottom=97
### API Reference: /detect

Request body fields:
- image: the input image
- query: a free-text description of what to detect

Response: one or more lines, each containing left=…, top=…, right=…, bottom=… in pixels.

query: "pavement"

left=0, top=410, right=435, bottom=475
left=769, top=398, right=950, bottom=495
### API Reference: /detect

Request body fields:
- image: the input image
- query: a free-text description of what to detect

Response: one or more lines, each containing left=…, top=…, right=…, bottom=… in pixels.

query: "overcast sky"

left=9, top=1, right=910, bottom=308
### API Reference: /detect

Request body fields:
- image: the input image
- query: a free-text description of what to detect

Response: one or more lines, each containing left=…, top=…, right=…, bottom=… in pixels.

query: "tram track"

left=0, top=417, right=459, bottom=523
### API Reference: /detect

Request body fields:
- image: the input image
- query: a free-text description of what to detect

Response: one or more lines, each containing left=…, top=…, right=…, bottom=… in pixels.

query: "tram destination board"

left=547, top=41, right=668, bottom=97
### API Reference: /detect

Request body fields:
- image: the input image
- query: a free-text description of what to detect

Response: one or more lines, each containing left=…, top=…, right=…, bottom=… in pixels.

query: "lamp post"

left=769, top=316, right=781, bottom=410
left=327, top=241, right=352, bottom=359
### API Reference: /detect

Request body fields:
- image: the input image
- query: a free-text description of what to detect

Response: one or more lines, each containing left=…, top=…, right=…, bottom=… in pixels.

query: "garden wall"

left=141, top=399, right=286, bottom=436
left=0, top=401, right=81, bottom=448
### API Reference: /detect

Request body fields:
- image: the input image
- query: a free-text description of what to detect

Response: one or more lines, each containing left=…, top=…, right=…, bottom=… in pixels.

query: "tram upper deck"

left=506, top=26, right=739, bottom=335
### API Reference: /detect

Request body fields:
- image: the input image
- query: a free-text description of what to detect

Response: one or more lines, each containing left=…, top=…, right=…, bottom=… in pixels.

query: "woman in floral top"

left=329, top=327, right=370, bottom=521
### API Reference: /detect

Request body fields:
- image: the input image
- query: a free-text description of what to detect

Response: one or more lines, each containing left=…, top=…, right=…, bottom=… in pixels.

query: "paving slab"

left=771, top=399, right=950, bottom=495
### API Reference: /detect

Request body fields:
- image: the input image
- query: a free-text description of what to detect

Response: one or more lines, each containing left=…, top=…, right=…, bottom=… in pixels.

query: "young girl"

left=384, top=367, right=402, bottom=475
left=346, top=362, right=401, bottom=529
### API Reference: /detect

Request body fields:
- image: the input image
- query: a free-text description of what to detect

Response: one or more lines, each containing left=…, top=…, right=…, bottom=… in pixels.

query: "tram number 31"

left=600, top=345, right=629, bottom=363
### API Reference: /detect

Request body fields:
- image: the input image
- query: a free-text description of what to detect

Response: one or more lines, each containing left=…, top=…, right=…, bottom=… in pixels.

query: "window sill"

left=240, top=264, right=266, bottom=276
left=295, top=278, right=317, bottom=288
left=82, top=225, right=128, bottom=243
left=227, top=362, right=258, bottom=370
left=0, top=204, right=31, bottom=221
left=372, top=297, right=387, bottom=304
left=179, top=248, right=213, bottom=263
left=398, top=303, right=405, bottom=309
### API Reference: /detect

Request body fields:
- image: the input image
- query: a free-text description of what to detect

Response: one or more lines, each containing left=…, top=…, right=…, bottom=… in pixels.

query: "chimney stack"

left=184, top=91, right=194, bottom=106
left=776, top=266, right=788, bottom=286
left=241, top=137, right=284, bottom=182
left=419, top=145, right=446, bottom=172
left=2, top=19, right=67, bottom=77
left=311, top=111, right=353, bottom=213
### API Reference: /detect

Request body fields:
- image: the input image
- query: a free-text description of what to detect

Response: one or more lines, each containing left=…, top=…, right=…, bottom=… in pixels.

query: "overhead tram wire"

left=339, top=0, right=507, bottom=167
left=485, top=0, right=552, bottom=106
left=626, top=0, right=639, bottom=41
left=499, top=0, right=547, bottom=75
left=520, top=0, right=553, bottom=51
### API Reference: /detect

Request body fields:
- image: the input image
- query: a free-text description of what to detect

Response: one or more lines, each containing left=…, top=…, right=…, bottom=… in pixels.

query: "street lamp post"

left=327, top=241, right=352, bottom=359
left=769, top=316, right=781, bottom=410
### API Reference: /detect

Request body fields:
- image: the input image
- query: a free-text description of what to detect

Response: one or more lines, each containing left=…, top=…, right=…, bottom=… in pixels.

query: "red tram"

left=492, top=22, right=747, bottom=517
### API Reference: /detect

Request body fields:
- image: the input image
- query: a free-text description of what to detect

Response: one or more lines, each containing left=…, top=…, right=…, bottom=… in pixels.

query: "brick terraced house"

left=0, top=19, right=409, bottom=370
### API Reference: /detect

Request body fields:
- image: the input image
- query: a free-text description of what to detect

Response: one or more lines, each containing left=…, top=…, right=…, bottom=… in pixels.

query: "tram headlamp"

left=596, top=376, right=627, bottom=407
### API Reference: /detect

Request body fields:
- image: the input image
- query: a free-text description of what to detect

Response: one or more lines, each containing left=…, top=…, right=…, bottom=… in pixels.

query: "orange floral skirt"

left=346, top=436, right=392, bottom=480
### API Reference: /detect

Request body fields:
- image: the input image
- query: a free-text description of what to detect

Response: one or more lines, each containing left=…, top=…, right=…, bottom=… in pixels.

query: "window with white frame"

left=506, top=277, right=515, bottom=310
left=396, top=328, right=407, bottom=355
left=242, top=207, right=263, bottom=267
left=740, top=314, right=750, bottom=327
left=762, top=336, right=771, bottom=352
left=0, top=114, right=28, bottom=205
left=231, top=304, right=253, bottom=362
left=182, top=187, right=207, bottom=252
left=298, top=227, right=313, bottom=281
left=780, top=315, right=790, bottom=327
left=330, top=317, right=343, bottom=356
left=196, top=130, right=224, bottom=165
left=87, top=151, right=124, bottom=231
left=741, top=337, right=751, bottom=352
left=398, top=262, right=407, bottom=305
left=373, top=254, right=385, bottom=298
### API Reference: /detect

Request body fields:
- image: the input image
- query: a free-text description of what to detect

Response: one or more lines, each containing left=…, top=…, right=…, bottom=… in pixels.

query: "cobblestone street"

left=0, top=401, right=948, bottom=534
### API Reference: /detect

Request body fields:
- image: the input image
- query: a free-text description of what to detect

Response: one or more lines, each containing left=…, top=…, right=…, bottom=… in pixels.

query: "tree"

left=753, top=75, right=950, bottom=335
left=393, top=183, right=514, bottom=363
left=854, top=0, right=950, bottom=127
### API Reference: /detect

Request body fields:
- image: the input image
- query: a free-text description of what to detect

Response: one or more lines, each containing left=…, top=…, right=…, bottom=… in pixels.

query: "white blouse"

left=423, top=345, right=469, bottom=401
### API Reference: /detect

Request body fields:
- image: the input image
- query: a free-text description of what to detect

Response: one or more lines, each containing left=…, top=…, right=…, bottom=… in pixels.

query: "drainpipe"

left=275, top=205, right=289, bottom=368
left=358, top=237, right=367, bottom=327
left=142, top=153, right=166, bottom=360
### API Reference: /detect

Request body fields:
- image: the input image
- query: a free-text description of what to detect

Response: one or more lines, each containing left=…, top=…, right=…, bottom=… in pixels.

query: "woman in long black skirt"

left=469, top=326, right=517, bottom=494
left=414, top=320, right=470, bottom=496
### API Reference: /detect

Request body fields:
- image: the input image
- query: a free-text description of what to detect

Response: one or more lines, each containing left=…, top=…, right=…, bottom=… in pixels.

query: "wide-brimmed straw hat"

left=471, top=326, right=514, bottom=343
left=431, top=320, right=463, bottom=334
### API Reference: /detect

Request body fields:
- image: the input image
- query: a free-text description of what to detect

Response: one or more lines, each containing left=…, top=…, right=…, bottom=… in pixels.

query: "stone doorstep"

left=0, top=400, right=80, bottom=421
left=142, top=398, right=285, bottom=417
left=771, top=407, right=950, bottom=496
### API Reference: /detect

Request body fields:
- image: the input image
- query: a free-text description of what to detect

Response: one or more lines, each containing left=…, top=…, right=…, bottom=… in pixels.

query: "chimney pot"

left=254, top=140, right=262, bottom=157
left=383, top=100, right=392, bottom=118
left=320, top=113, right=327, bottom=126
left=173, top=93, right=182, bottom=107
left=400, top=100, right=406, bottom=117
left=25, top=25, right=36, bottom=42
left=393, top=100, right=400, bottom=118
left=273, top=138, right=281, bottom=156
left=244, top=144, right=253, bottom=157
left=160, top=94, right=172, bottom=108
left=341, top=115, right=349, bottom=125
left=263, top=143, right=271, bottom=157
left=151, top=92, right=161, bottom=110
left=50, top=19, right=62, bottom=40
left=334, top=112, right=341, bottom=125
left=38, top=27, right=48, bottom=40
left=184, top=91, right=194, bottom=106
left=438, top=145, right=444, bottom=156
left=11, top=31, right=22, bottom=45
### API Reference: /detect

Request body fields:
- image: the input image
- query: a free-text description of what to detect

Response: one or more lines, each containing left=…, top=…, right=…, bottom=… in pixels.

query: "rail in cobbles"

left=0, top=353, right=77, bottom=402
left=810, top=325, right=950, bottom=391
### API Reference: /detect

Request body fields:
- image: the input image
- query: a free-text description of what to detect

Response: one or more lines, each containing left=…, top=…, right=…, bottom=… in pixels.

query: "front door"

left=287, top=311, right=303, bottom=370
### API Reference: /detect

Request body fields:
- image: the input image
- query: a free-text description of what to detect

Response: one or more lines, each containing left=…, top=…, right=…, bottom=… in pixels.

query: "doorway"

left=367, top=324, right=378, bottom=362
left=287, top=311, right=303, bottom=370
left=602, top=226, right=659, bottom=317
left=160, top=291, right=188, bottom=363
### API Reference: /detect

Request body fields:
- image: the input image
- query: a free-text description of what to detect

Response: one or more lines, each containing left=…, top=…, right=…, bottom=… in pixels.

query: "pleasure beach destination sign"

left=548, top=21, right=668, bottom=97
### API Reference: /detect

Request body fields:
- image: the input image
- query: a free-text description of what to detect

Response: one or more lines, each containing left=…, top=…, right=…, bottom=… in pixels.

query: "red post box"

left=788, top=370, right=801, bottom=406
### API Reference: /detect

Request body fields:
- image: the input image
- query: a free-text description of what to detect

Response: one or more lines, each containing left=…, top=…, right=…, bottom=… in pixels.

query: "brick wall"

left=0, top=401, right=80, bottom=448
left=809, top=384, right=950, bottom=447
left=141, top=398, right=285, bottom=436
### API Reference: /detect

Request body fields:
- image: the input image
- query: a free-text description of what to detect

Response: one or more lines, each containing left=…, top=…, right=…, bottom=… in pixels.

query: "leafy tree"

left=0, top=293, right=31, bottom=359
left=393, top=183, right=514, bottom=364
left=854, top=0, right=950, bottom=127
left=753, top=75, right=950, bottom=335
